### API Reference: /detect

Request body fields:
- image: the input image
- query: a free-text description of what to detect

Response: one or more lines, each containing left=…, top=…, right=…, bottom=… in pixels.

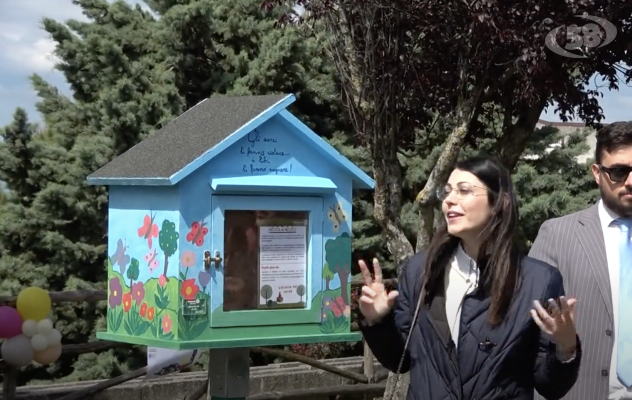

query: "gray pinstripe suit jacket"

left=529, top=203, right=613, bottom=400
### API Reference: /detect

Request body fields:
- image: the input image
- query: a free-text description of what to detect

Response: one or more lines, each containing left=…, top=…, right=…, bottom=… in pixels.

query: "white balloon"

left=1, top=335, right=34, bottom=367
left=31, top=334, right=49, bottom=352
left=46, top=329, right=62, bottom=347
left=36, top=319, right=54, bottom=335
left=22, top=320, right=38, bottom=337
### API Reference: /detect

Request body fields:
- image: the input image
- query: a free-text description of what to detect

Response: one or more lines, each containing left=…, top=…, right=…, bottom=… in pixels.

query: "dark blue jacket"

left=360, top=252, right=581, bottom=400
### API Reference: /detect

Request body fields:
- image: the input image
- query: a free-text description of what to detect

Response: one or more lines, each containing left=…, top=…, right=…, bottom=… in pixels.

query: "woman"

left=358, top=157, right=581, bottom=400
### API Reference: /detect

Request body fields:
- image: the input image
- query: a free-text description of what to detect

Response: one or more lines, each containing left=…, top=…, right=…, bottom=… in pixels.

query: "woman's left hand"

left=531, top=296, right=578, bottom=352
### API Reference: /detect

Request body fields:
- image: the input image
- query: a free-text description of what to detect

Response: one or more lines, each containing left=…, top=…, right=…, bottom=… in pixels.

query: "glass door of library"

left=209, top=195, right=323, bottom=328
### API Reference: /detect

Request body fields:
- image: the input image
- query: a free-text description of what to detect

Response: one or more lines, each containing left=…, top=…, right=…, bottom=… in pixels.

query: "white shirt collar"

left=454, top=243, right=478, bottom=278
left=598, top=199, right=621, bottom=229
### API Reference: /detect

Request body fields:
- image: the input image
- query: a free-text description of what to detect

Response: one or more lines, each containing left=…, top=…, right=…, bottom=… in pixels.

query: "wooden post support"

left=207, top=348, right=250, bottom=400
left=363, top=339, right=375, bottom=400
left=2, top=366, right=18, bottom=400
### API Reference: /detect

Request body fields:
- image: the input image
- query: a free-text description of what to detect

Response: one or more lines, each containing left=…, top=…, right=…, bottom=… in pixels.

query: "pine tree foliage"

left=154, top=0, right=343, bottom=134
left=0, top=0, right=604, bottom=385
left=460, top=119, right=599, bottom=249
left=513, top=126, right=599, bottom=247
left=0, top=0, right=183, bottom=382
left=0, top=108, right=39, bottom=205
left=0, top=0, right=346, bottom=383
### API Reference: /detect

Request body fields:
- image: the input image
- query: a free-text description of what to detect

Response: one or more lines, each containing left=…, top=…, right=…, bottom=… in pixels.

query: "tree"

left=0, top=108, right=39, bottom=205
left=261, top=285, right=273, bottom=303
left=0, top=0, right=182, bottom=383
left=325, top=233, right=352, bottom=305
left=158, top=220, right=179, bottom=280
left=263, top=0, right=632, bottom=261
left=126, top=258, right=140, bottom=287
left=262, top=2, right=631, bottom=393
left=512, top=126, right=599, bottom=247
left=0, top=0, right=348, bottom=383
left=153, top=0, right=345, bottom=137
left=296, top=284, right=306, bottom=302
left=322, top=263, right=335, bottom=290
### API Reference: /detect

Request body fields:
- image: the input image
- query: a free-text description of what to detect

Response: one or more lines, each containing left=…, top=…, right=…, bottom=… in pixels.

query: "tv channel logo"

left=545, top=15, right=617, bottom=58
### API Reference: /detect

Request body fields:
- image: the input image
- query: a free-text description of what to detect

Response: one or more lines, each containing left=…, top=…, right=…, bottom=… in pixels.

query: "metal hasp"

left=204, top=250, right=223, bottom=271
left=207, top=348, right=250, bottom=400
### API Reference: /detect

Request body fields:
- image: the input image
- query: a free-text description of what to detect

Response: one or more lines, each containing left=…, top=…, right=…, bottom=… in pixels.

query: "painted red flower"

left=122, top=293, right=132, bottom=312
left=147, top=307, right=155, bottom=321
left=162, top=314, right=172, bottom=334
left=140, top=302, right=148, bottom=317
left=181, top=279, right=199, bottom=300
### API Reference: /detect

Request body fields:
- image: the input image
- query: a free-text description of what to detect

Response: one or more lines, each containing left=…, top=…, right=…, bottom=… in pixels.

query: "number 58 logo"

left=545, top=15, right=617, bottom=58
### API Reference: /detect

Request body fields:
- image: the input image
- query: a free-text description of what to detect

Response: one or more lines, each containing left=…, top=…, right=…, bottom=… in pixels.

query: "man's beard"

left=600, top=184, right=632, bottom=218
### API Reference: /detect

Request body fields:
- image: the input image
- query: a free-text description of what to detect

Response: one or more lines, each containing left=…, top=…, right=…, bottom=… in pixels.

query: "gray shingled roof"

left=88, top=94, right=289, bottom=180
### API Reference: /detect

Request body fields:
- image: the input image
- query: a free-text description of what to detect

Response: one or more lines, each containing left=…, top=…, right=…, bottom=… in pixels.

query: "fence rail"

left=0, top=278, right=398, bottom=400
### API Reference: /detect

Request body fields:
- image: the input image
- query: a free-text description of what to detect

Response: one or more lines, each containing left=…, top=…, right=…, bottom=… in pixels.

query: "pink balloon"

left=0, top=306, right=23, bottom=338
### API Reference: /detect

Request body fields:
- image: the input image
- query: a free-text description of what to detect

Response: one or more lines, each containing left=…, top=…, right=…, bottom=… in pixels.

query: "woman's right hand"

left=358, top=258, right=399, bottom=324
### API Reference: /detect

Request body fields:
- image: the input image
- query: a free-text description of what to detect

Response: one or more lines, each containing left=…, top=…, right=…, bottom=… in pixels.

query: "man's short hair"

left=595, top=121, right=632, bottom=164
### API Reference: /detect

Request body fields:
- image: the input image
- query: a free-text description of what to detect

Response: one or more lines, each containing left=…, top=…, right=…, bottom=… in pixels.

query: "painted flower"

left=131, top=282, right=145, bottom=304
left=198, top=271, right=211, bottom=288
left=147, top=307, right=155, bottom=321
left=140, top=302, right=148, bottom=317
left=181, top=251, right=196, bottom=268
left=181, top=279, right=199, bottom=300
left=322, top=296, right=344, bottom=318
left=162, top=314, right=172, bottom=334
left=109, top=277, right=123, bottom=308
left=343, top=306, right=351, bottom=318
left=158, top=274, right=167, bottom=287
left=335, top=296, right=346, bottom=310
left=321, top=311, right=328, bottom=322
left=122, top=293, right=132, bottom=312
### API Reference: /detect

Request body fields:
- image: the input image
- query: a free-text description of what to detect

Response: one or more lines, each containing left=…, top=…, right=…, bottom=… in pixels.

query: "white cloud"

left=4, top=37, right=58, bottom=72
left=0, top=1, right=85, bottom=73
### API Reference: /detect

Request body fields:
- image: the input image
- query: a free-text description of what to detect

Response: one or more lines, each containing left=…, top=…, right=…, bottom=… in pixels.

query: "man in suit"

left=530, top=120, right=632, bottom=400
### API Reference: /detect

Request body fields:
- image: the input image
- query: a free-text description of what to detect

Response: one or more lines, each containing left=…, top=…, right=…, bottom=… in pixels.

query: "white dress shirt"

left=598, top=200, right=632, bottom=399
left=445, top=245, right=479, bottom=347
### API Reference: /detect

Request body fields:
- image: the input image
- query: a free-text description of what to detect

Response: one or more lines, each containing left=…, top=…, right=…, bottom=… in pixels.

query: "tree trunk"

left=383, top=372, right=410, bottom=400
left=370, top=130, right=415, bottom=400
left=381, top=111, right=474, bottom=400
left=415, top=203, right=435, bottom=253
left=371, top=146, right=414, bottom=265
left=415, top=119, right=471, bottom=251
left=163, top=253, right=169, bottom=280
left=339, top=271, right=350, bottom=304
left=495, top=101, right=547, bottom=170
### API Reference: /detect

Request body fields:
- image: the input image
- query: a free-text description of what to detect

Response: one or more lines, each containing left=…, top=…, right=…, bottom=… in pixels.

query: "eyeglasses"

left=436, top=183, right=488, bottom=201
left=599, top=165, right=632, bottom=182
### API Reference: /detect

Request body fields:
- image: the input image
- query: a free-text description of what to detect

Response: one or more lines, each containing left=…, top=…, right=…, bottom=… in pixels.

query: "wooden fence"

left=0, top=278, right=398, bottom=400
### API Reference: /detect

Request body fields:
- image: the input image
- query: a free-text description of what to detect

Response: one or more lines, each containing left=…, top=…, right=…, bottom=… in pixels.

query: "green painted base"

left=97, top=327, right=361, bottom=350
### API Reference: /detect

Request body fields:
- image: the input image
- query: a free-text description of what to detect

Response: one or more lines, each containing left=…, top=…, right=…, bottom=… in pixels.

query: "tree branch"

left=251, top=347, right=369, bottom=383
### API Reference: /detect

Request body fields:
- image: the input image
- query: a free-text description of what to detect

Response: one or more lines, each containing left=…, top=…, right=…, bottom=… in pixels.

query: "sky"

left=0, top=0, right=630, bottom=128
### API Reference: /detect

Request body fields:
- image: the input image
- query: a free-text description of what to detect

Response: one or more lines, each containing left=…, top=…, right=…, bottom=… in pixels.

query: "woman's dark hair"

left=421, top=157, right=521, bottom=326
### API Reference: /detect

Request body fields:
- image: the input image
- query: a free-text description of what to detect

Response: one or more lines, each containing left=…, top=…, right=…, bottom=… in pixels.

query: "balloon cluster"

left=0, top=287, right=62, bottom=367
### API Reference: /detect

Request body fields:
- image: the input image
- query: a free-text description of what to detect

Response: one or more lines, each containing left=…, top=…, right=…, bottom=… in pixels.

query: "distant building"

left=535, top=119, right=602, bottom=163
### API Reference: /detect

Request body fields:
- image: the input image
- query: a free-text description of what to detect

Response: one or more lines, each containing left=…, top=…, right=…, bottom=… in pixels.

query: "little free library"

left=87, top=93, right=375, bottom=352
